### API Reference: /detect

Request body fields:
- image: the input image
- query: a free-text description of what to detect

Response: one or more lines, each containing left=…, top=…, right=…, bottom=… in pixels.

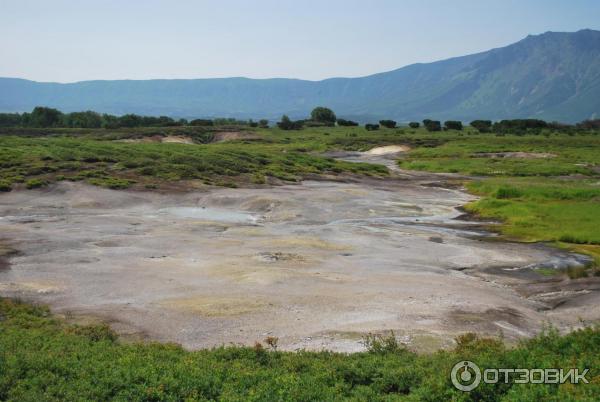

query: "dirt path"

left=0, top=149, right=597, bottom=352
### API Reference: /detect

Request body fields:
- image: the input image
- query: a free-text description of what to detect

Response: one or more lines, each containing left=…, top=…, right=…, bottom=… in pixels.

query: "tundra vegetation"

left=1, top=107, right=599, bottom=400
left=0, top=299, right=598, bottom=401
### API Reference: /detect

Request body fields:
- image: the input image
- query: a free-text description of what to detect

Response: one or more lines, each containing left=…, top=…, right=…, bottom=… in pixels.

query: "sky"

left=1, top=0, right=599, bottom=83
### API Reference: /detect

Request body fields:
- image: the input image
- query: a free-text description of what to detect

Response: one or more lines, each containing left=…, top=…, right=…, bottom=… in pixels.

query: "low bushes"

left=0, top=298, right=598, bottom=401
left=25, top=178, right=46, bottom=189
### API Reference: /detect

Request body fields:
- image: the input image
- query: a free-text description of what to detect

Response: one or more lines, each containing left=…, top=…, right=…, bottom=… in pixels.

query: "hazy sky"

left=1, top=0, right=599, bottom=82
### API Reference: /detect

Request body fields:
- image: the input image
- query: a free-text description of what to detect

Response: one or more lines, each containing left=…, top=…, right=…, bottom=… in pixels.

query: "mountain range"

left=1, top=29, right=599, bottom=123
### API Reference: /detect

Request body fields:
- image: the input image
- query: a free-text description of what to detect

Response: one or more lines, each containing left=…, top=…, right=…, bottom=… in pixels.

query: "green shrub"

left=277, top=115, right=304, bottom=130
left=362, top=331, right=405, bottom=354
left=0, top=180, right=11, bottom=192
left=251, top=172, right=266, bottom=184
left=337, top=118, right=359, bottom=126
left=25, top=178, right=46, bottom=189
left=470, top=120, right=492, bottom=133
left=379, top=120, right=397, bottom=129
left=495, top=186, right=523, bottom=199
left=423, top=119, right=442, bottom=132
left=88, top=177, right=132, bottom=189
left=444, top=120, right=463, bottom=131
left=1, top=298, right=598, bottom=401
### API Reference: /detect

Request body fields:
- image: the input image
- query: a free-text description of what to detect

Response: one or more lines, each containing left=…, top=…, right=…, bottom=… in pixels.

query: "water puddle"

left=159, top=207, right=260, bottom=224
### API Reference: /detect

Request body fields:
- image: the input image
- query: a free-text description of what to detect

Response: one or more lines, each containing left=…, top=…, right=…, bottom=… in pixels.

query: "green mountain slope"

left=1, top=30, right=599, bottom=122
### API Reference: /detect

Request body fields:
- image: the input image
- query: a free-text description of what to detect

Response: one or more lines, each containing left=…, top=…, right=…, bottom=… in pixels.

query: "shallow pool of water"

left=160, top=207, right=259, bottom=224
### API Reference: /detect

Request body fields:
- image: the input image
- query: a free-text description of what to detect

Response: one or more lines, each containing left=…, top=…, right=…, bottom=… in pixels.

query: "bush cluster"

left=379, top=119, right=397, bottom=128
left=423, top=119, right=442, bottom=132
left=336, top=118, right=359, bottom=126
left=277, top=115, right=304, bottom=130
left=443, top=120, right=463, bottom=130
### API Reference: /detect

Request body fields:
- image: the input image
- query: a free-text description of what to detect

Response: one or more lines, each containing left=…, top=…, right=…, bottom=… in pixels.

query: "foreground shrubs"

left=0, top=298, right=598, bottom=401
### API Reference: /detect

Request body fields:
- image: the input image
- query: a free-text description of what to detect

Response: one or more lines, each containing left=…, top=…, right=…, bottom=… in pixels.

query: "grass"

left=0, top=125, right=450, bottom=193
left=463, top=178, right=600, bottom=272
left=398, top=134, right=600, bottom=176
left=0, top=134, right=389, bottom=191
left=396, top=132, right=600, bottom=266
left=464, top=178, right=600, bottom=245
left=0, top=298, right=598, bottom=401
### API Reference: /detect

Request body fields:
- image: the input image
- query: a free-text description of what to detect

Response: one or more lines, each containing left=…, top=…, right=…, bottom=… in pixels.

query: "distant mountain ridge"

left=1, top=29, right=599, bottom=123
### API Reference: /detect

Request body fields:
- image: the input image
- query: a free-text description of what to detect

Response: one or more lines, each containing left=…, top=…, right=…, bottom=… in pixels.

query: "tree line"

left=2, top=106, right=599, bottom=133
left=0, top=107, right=270, bottom=129
left=276, top=107, right=600, bottom=133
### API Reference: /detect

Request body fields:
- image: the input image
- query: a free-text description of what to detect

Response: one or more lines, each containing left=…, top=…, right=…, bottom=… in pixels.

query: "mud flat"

left=0, top=152, right=597, bottom=352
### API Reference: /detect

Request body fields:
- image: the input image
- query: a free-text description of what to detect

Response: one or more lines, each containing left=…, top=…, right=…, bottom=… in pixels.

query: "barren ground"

left=0, top=149, right=597, bottom=352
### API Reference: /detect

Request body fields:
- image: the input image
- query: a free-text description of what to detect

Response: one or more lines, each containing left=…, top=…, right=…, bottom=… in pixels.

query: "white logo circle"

left=451, top=360, right=481, bottom=391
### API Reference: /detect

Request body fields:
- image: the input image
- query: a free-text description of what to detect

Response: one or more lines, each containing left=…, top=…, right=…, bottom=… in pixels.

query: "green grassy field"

left=395, top=131, right=600, bottom=268
left=398, top=134, right=600, bottom=176
left=0, top=299, right=598, bottom=401
left=0, top=133, right=389, bottom=190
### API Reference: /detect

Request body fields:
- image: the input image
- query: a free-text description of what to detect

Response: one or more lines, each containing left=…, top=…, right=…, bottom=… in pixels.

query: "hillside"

left=1, top=29, right=599, bottom=122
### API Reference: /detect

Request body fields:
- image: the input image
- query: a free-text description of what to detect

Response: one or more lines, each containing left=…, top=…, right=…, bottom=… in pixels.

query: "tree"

left=310, top=107, right=336, bottom=126
left=0, top=113, right=22, bottom=127
left=444, top=120, right=463, bottom=131
left=337, top=118, right=358, bottom=126
left=470, top=120, right=492, bottom=133
left=118, top=114, right=143, bottom=128
left=379, top=120, right=397, bottom=128
left=101, top=114, right=119, bottom=129
left=577, top=119, right=600, bottom=130
left=365, top=123, right=380, bottom=131
left=258, top=119, right=269, bottom=128
left=63, top=111, right=103, bottom=128
left=278, top=115, right=292, bottom=130
left=423, top=119, right=441, bottom=132
left=28, top=106, right=63, bottom=127
left=408, top=122, right=420, bottom=129
left=277, top=115, right=303, bottom=130
left=492, top=119, right=549, bottom=134
left=189, top=119, right=214, bottom=126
